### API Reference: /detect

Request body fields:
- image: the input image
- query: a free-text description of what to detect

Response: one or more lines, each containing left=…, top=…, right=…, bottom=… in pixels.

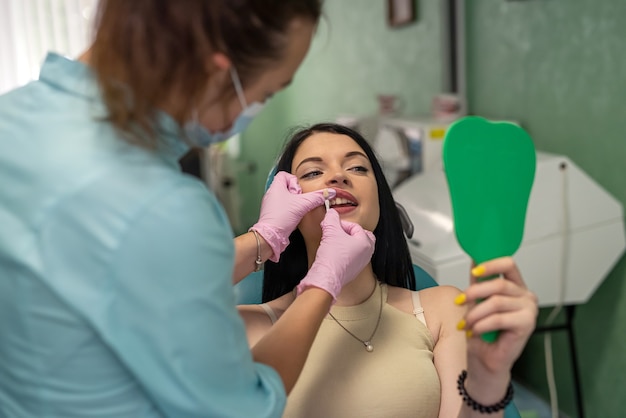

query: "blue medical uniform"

left=0, top=53, right=285, bottom=418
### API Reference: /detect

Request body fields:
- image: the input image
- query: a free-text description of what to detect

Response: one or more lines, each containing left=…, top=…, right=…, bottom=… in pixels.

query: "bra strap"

left=260, top=303, right=278, bottom=324
left=411, top=291, right=427, bottom=327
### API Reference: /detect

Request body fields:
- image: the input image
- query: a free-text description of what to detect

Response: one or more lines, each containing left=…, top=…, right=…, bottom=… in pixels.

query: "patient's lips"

left=329, top=190, right=358, bottom=214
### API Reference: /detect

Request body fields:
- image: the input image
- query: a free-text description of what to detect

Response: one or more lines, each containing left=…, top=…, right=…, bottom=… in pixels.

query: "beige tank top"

left=263, top=283, right=440, bottom=418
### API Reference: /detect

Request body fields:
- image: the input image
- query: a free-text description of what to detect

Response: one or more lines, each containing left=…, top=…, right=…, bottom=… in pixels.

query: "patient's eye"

left=300, top=170, right=323, bottom=180
left=349, top=166, right=369, bottom=174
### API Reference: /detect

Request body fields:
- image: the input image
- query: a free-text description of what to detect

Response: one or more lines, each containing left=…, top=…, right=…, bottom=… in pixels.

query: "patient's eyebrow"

left=345, top=151, right=368, bottom=160
left=295, top=151, right=369, bottom=171
left=295, top=157, right=322, bottom=171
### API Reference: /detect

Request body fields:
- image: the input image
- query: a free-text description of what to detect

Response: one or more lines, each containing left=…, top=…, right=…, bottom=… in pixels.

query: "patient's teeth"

left=330, top=197, right=354, bottom=207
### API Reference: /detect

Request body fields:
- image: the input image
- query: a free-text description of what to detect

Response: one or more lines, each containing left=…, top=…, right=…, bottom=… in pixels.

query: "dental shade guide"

left=324, top=188, right=330, bottom=211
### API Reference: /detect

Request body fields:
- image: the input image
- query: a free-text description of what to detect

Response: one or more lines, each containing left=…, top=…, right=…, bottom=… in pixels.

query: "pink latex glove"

left=250, top=171, right=336, bottom=262
left=296, top=208, right=376, bottom=302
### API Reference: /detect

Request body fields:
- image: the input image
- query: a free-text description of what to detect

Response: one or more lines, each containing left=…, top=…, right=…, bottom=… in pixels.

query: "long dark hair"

left=262, top=123, right=415, bottom=302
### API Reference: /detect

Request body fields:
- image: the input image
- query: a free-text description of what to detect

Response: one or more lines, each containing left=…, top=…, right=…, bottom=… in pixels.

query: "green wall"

left=235, top=0, right=442, bottom=232
left=467, top=1, right=626, bottom=417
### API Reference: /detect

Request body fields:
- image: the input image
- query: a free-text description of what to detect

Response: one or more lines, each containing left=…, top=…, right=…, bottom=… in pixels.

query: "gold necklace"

left=327, top=282, right=383, bottom=352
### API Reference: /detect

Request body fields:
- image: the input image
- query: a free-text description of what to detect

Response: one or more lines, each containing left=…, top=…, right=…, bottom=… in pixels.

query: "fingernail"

left=471, top=265, right=486, bottom=277
left=466, top=330, right=473, bottom=339
left=454, top=293, right=466, bottom=305
left=456, top=319, right=466, bottom=330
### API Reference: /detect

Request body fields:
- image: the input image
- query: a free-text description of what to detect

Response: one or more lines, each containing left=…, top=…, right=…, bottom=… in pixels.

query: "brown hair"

left=89, top=0, right=322, bottom=147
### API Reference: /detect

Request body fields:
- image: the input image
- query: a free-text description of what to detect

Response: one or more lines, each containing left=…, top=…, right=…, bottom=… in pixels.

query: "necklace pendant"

left=364, top=342, right=374, bottom=352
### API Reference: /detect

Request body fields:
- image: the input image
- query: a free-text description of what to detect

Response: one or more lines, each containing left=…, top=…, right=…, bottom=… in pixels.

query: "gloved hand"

left=250, top=171, right=336, bottom=262
left=296, top=208, right=376, bottom=302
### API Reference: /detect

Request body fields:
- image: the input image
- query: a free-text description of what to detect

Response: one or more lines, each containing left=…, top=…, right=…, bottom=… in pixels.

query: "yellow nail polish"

left=454, top=293, right=466, bottom=305
left=466, top=330, right=473, bottom=338
left=471, top=265, right=486, bottom=277
left=456, top=319, right=466, bottom=330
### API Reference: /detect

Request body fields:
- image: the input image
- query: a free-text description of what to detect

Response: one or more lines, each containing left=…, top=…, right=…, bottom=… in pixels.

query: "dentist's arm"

left=251, top=209, right=376, bottom=393
left=232, top=231, right=273, bottom=284
left=232, top=171, right=335, bottom=284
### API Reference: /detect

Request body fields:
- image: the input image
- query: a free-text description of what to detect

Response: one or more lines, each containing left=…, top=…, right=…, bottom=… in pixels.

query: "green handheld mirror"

left=443, top=116, right=536, bottom=343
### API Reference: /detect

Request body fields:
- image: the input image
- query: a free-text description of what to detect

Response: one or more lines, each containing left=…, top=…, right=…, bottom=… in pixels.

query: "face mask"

left=184, top=67, right=266, bottom=147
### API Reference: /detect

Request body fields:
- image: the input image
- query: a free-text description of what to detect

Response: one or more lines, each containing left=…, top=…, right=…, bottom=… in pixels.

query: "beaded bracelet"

left=457, top=370, right=514, bottom=414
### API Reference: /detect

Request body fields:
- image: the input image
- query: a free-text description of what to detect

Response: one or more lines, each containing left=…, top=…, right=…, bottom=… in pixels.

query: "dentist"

left=0, top=1, right=375, bottom=417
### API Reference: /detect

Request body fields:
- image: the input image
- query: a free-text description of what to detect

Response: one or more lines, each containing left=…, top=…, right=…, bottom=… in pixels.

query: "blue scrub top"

left=0, top=53, right=285, bottom=418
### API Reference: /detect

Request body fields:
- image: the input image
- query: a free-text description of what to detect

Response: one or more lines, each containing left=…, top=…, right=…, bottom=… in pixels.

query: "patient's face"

left=291, top=132, right=380, bottom=243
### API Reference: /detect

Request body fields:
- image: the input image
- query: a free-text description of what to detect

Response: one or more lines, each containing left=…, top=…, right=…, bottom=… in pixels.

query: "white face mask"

left=184, top=67, right=266, bottom=147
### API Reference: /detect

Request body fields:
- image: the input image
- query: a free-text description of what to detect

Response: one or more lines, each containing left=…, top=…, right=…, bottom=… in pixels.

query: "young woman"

left=0, top=2, right=377, bottom=417
left=239, top=123, right=539, bottom=418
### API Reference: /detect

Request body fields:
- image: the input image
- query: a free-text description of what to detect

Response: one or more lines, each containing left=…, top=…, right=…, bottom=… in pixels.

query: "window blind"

left=0, top=0, right=97, bottom=94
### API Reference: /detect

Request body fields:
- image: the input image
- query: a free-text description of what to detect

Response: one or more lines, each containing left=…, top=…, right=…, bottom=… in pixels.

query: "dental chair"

left=233, top=169, right=522, bottom=418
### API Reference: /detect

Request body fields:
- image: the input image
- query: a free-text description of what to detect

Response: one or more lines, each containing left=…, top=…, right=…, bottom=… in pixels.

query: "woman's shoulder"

left=237, top=293, right=292, bottom=322
left=386, top=285, right=465, bottom=336
left=420, top=284, right=463, bottom=299
left=385, top=284, right=463, bottom=345
left=237, top=294, right=292, bottom=347
left=386, top=284, right=463, bottom=313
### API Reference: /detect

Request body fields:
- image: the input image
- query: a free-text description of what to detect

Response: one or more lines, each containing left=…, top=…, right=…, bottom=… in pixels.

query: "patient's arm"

left=238, top=305, right=276, bottom=347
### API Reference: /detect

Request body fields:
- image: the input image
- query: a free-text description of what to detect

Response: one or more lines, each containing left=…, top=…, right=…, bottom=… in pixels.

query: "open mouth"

left=329, top=197, right=357, bottom=208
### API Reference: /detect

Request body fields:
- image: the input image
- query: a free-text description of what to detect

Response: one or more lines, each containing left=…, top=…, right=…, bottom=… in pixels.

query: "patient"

left=238, top=123, right=538, bottom=418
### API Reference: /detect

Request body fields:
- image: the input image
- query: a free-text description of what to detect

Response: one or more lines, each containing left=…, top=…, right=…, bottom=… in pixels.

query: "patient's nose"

left=327, top=171, right=350, bottom=186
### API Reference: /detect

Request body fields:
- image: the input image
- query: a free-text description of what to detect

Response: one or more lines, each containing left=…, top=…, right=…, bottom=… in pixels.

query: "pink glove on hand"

left=296, top=208, right=376, bottom=302
left=250, top=171, right=336, bottom=262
